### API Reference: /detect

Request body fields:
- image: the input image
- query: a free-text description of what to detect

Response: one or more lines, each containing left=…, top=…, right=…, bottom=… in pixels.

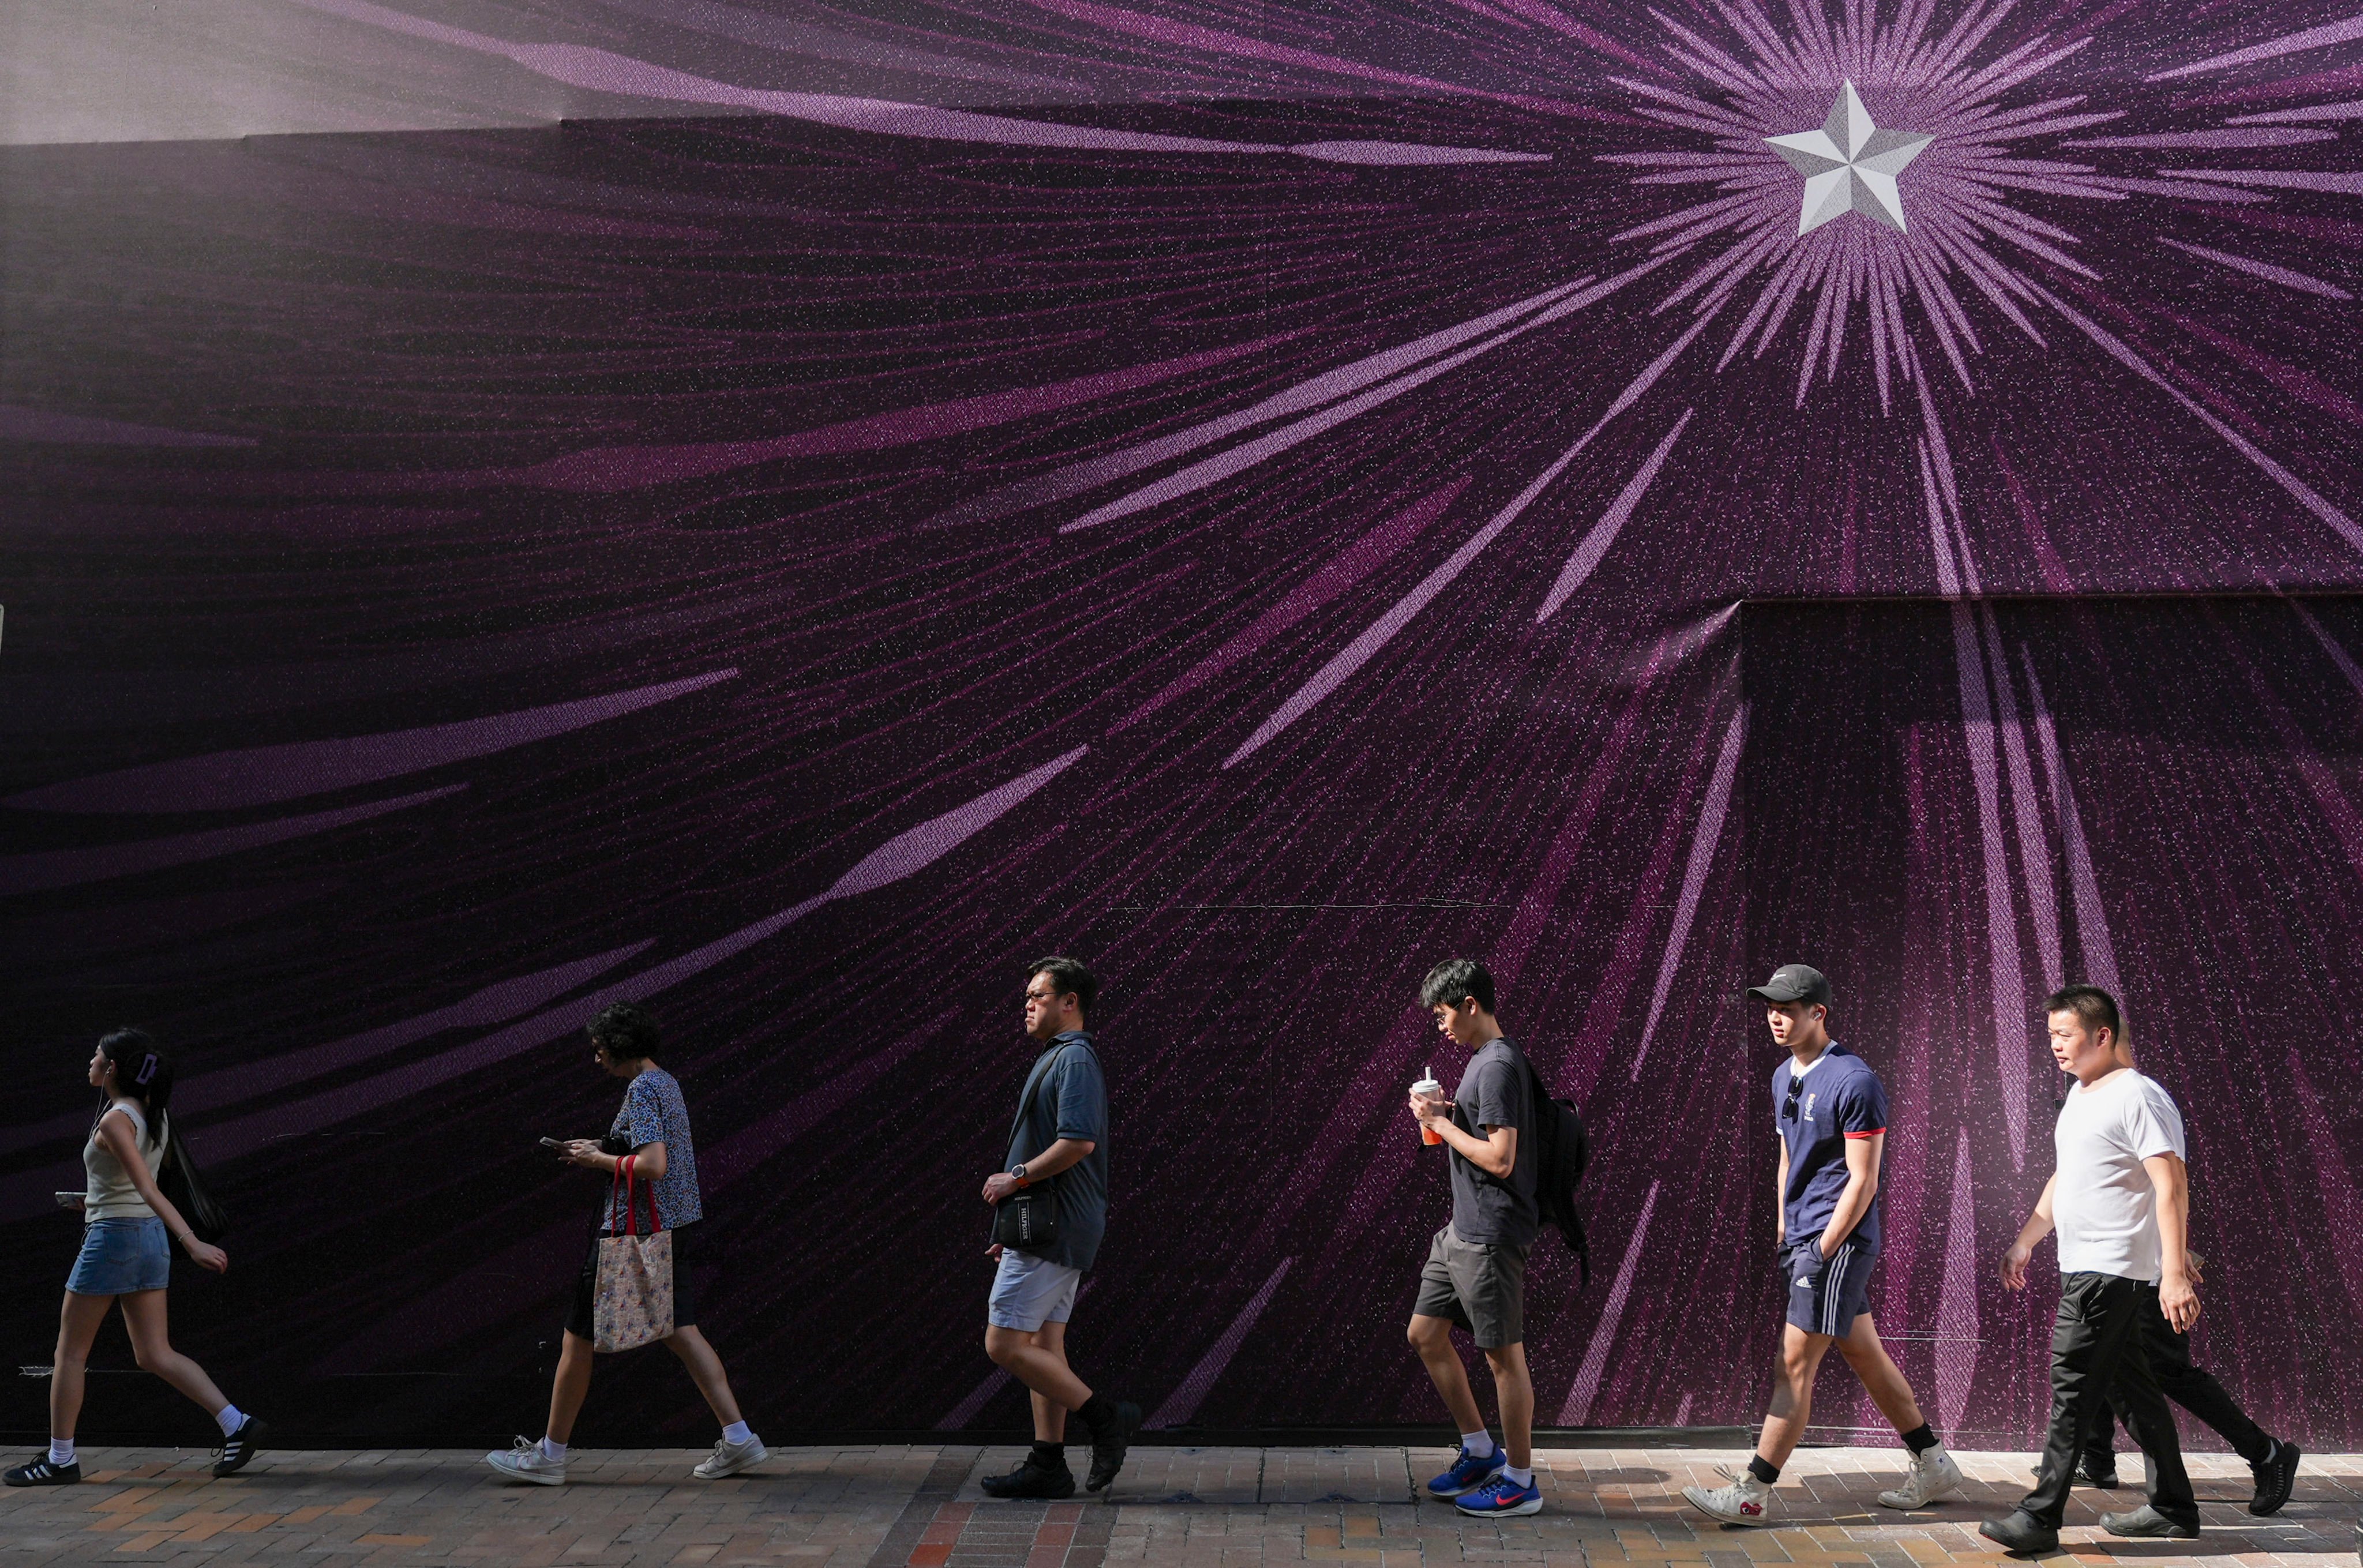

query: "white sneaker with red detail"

left=1877, top=1445, right=1963, bottom=1510
left=1683, top=1473, right=1774, bottom=1525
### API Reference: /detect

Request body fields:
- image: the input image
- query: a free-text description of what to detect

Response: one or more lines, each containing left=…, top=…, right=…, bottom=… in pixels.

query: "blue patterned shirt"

left=603, top=1067, right=702, bottom=1232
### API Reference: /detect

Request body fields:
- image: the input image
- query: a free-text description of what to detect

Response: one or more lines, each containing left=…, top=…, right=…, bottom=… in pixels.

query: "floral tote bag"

left=593, top=1155, right=674, bottom=1353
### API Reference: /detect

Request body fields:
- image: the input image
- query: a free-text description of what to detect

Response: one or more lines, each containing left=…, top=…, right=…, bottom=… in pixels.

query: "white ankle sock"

left=1461, top=1430, right=1496, bottom=1458
left=213, top=1404, right=244, bottom=1437
left=721, top=1421, right=752, bottom=1445
left=48, top=1439, right=74, bottom=1466
left=539, top=1437, right=567, bottom=1463
left=1504, top=1464, right=1534, bottom=1488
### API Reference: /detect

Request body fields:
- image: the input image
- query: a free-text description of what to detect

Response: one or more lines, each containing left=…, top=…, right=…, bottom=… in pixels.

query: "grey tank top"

left=84, top=1101, right=166, bottom=1221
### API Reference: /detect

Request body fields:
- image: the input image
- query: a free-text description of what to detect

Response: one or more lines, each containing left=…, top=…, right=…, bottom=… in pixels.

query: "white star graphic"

left=1765, top=81, right=1933, bottom=235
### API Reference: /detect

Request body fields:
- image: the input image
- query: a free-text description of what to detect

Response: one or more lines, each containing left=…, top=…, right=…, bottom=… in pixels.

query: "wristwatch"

left=1008, top=1162, right=1030, bottom=1187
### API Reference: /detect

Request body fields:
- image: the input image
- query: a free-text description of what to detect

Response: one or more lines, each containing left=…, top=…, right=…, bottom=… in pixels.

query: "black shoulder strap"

left=1006, top=1036, right=1100, bottom=1147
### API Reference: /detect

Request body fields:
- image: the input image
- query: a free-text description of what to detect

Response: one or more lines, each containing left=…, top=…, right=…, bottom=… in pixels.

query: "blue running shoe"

left=1426, top=1446, right=1507, bottom=1499
left=1456, top=1474, right=1544, bottom=1517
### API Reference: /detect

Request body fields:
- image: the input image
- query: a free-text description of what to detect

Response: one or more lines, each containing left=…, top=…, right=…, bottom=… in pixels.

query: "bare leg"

left=1833, top=1314, right=1928, bottom=1435
left=50, top=1293, right=114, bottom=1443
left=545, top=1331, right=596, bottom=1445
left=1029, top=1322, right=1069, bottom=1443
left=985, top=1325, right=1092, bottom=1416
left=116, top=1293, right=231, bottom=1417
left=1483, top=1342, right=1534, bottom=1470
left=1408, top=1315, right=1486, bottom=1438
left=659, top=1326, right=744, bottom=1430
left=1756, top=1325, right=1836, bottom=1469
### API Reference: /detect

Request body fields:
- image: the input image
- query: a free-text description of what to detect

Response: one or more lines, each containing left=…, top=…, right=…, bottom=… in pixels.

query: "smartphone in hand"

left=54, top=1191, right=83, bottom=1210
left=539, top=1138, right=566, bottom=1150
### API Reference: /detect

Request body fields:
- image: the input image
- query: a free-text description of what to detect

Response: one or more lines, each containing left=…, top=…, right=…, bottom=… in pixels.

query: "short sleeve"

left=621, top=1076, right=665, bottom=1149
left=2123, top=1079, right=2188, bottom=1163
left=1469, top=1057, right=1521, bottom=1132
left=1839, top=1071, right=1889, bottom=1138
left=1053, top=1048, right=1108, bottom=1145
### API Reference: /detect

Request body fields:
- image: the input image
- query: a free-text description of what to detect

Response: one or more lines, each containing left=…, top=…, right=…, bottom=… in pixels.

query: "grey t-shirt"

left=1005, top=1031, right=1110, bottom=1271
left=1449, top=1037, right=1540, bottom=1249
left=605, top=1067, right=702, bottom=1233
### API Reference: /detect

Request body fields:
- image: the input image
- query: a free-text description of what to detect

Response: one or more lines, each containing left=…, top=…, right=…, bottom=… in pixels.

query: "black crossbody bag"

left=992, top=1038, right=1100, bottom=1252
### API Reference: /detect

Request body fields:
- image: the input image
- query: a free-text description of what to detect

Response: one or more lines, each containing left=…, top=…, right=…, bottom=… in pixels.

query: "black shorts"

left=566, top=1221, right=701, bottom=1342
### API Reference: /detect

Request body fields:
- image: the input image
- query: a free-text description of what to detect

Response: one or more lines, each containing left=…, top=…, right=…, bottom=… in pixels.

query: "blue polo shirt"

left=1773, top=1044, right=1888, bottom=1251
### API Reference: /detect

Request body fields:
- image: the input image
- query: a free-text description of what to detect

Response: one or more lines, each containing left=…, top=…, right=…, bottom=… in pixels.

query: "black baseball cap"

left=1746, top=963, right=1831, bottom=1006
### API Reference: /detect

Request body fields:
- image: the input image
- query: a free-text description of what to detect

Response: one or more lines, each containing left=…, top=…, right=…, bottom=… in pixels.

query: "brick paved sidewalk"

left=0, top=1445, right=2353, bottom=1567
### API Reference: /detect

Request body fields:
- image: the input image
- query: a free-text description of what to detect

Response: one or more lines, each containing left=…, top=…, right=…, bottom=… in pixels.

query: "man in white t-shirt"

left=1980, top=986, right=2202, bottom=1555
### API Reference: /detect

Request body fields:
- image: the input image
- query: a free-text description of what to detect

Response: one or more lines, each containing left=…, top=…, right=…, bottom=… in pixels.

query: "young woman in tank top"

left=3, top=1030, right=267, bottom=1487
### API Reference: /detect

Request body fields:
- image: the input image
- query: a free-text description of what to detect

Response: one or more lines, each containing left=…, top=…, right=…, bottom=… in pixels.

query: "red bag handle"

left=608, top=1153, right=665, bottom=1235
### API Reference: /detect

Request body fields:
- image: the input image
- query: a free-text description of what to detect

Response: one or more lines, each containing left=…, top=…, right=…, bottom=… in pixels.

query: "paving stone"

left=0, top=1446, right=2353, bottom=1567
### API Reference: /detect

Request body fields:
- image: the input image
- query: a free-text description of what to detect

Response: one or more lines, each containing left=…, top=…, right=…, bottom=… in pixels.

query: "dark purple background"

left=2, top=0, right=2360, bottom=1447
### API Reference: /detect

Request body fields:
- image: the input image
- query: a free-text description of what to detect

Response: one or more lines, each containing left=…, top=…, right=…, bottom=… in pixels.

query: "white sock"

left=1504, top=1464, right=1534, bottom=1488
left=48, top=1439, right=74, bottom=1467
left=539, top=1437, right=567, bottom=1464
left=721, top=1421, right=752, bottom=1446
left=213, top=1404, right=244, bottom=1437
left=1461, top=1430, right=1496, bottom=1458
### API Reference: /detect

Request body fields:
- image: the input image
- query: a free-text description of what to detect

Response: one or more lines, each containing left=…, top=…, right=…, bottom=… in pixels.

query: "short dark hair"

left=2046, top=984, right=2121, bottom=1040
left=1420, top=958, right=1496, bottom=1014
left=587, top=1002, right=661, bottom=1062
left=1025, top=956, right=1098, bottom=1021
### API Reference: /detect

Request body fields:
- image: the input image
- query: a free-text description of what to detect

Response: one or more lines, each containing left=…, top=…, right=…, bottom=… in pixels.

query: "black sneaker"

left=2077, top=1456, right=2120, bottom=1488
left=1979, top=1510, right=2060, bottom=1556
left=980, top=1456, right=1077, bottom=1500
left=1082, top=1399, right=1141, bottom=1494
left=212, top=1417, right=267, bottom=1477
left=2249, top=1438, right=2298, bottom=1517
left=2100, top=1506, right=2200, bottom=1539
left=3, top=1456, right=81, bottom=1487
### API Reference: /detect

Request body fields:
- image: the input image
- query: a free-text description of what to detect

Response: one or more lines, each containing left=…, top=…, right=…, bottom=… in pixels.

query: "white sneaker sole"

left=694, top=1443, right=769, bottom=1480
left=1682, top=1485, right=1772, bottom=1526
left=486, top=1456, right=566, bottom=1487
left=1457, top=1495, right=1543, bottom=1517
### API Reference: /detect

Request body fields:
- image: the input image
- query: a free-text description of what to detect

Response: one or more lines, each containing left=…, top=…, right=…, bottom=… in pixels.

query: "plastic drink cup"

left=1413, top=1068, right=1445, bottom=1145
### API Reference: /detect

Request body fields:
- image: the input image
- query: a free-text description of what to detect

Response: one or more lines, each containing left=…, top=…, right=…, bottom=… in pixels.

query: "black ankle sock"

left=1747, top=1456, right=1780, bottom=1485
left=1077, top=1394, right=1114, bottom=1432
left=1900, top=1424, right=1938, bottom=1456
left=1030, top=1441, right=1066, bottom=1464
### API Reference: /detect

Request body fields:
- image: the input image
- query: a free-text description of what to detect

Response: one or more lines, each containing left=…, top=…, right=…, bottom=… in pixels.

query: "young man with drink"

left=1408, top=958, right=1545, bottom=1518
left=974, top=958, right=1140, bottom=1501
left=1684, top=965, right=1961, bottom=1525
left=1982, top=985, right=2204, bottom=1554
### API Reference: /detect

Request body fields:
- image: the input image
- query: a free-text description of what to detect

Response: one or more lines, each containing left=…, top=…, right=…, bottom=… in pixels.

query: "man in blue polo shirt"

left=1684, top=965, right=1962, bottom=1524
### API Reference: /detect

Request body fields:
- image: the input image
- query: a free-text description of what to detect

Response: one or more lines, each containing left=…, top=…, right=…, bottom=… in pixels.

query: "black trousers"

left=2018, top=1273, right=2198, bottom=1529
left=2086, top=1306, right=2271, bottom=1467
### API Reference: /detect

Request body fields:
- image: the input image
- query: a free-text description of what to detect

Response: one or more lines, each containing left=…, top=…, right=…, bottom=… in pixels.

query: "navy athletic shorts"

left=1785, top=1236, right=1876, bottom=1337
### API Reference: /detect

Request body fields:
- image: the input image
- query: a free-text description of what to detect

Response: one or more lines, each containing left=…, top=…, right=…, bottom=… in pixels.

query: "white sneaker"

left=693, top=1435, right=768, bottom=1479
left=1683, top=1473, right=1774, bottom=1525
left=1877, top=1445, right=1963, bottom=1510
left=485, top=1436, right=567, bottom=1486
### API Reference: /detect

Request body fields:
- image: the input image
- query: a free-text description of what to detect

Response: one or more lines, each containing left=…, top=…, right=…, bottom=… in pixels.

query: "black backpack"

left=1518, top=1052, right=1592, bottom=1285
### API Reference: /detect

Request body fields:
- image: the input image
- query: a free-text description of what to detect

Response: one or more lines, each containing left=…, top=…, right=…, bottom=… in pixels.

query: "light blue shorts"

left=67, top=1217, right=171, bottom=1296
left=988, top=1248, right=1082, bottom=1332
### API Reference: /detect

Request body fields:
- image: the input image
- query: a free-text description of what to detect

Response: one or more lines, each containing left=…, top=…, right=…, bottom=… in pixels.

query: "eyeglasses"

left=1782, top=1079, right=1805, bottom=1121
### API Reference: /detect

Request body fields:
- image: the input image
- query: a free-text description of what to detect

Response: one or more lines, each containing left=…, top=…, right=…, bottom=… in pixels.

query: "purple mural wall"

left=2, top=0, right=2360, bottom=1449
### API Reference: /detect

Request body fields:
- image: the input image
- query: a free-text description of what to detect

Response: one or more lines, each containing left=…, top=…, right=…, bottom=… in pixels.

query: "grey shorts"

left=1413, top=1224, right=1528, bottom=1349
left=988, top=1248, right=1082, bottom=1333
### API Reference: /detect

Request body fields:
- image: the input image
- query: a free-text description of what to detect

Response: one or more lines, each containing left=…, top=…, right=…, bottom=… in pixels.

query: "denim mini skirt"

left=67, top=1217, right=171, bottom=1295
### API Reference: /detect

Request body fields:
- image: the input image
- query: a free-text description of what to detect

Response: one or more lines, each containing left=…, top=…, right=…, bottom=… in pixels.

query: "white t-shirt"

left=2051, top=1069, right=2187, bottom=1282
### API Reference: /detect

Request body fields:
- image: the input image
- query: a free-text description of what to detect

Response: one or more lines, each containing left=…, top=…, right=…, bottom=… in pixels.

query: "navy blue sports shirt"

left=1773, top=1044, right=1889, bottom=1251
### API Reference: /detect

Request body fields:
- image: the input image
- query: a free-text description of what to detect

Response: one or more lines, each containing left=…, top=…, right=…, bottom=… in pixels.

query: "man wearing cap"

left=1684, top=965, right=1962, bottom=1525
